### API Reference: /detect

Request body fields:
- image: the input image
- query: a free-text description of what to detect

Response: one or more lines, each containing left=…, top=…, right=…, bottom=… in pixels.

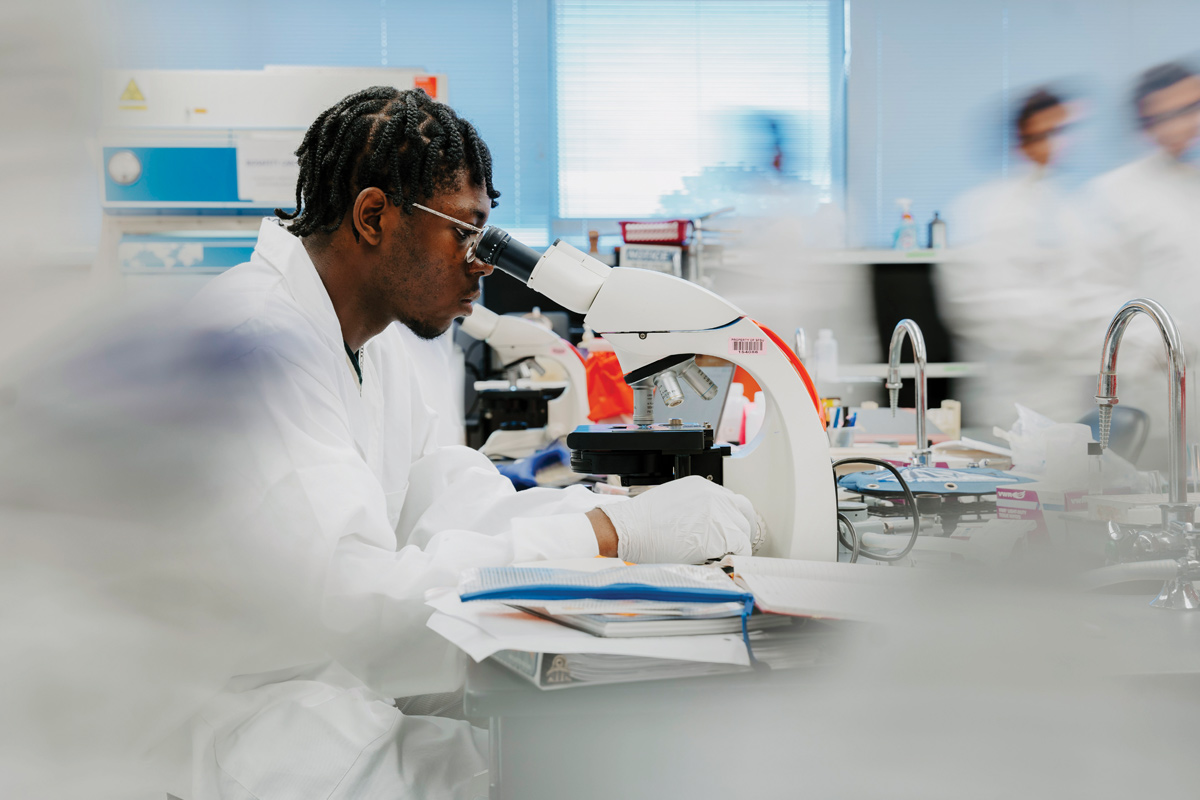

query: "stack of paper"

left=426, top=558, right=892, bottom=690
left=518, top=605, right=794, bottom=638
left=457, top=562, right=762, bottom=637
left=425, top=588, right=752, bottom=667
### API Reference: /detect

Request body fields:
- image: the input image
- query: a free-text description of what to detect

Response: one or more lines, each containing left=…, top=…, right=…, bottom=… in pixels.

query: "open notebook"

left=730, top=555, right=918, bottom=622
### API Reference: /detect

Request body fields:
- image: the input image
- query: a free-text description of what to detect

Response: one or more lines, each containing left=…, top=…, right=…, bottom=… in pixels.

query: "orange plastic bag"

left=585, top=350, right=633, bottom=421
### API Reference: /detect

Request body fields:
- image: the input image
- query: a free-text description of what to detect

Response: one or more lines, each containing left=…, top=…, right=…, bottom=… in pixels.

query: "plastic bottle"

left=813, top=328, right=839, bottom=391
left=742, top=391, right=766, bottom=443
left=893, top=198, right=919, bottom=251
left=928, top=211, right=947, bottom=249
left=794, top=327, right=808, bottom=365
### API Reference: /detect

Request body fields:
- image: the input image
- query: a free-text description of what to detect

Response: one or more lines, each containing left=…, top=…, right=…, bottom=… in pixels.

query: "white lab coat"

left=186, top=219, right=616, bottom=799
left=1090, top=151, right=1200, bottom=305
left=938, top=167, right=1115, bottom=428
left=1088, top=152, right=1200, bottom=467
left=394, top=322, right=468, bottom=446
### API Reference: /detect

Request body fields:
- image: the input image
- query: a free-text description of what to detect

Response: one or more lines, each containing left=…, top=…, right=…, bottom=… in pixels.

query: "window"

left=554, top=0, right=843, bottom=222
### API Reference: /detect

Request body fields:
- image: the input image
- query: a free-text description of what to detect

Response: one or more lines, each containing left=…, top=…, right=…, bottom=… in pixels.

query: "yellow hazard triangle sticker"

left=120, top=79, right=145, bottom=102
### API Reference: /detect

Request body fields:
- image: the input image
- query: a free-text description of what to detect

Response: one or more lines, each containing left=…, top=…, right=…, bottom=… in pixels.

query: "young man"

left=939, top=87, right=1109, bottom=427
left=1091, top=61, right=1200, bottom=291
left=188, top=87, right=761, bottom=798
left=1089, top=62, right=1200, bottom=468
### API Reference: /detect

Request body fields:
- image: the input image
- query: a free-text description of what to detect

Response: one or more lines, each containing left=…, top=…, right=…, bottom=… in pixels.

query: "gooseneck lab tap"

left=1095, top=298, right=1191, bottom=528
left=1095, top=298, right=1198, bottom=609
left=885, top=319, right=930, bottom=466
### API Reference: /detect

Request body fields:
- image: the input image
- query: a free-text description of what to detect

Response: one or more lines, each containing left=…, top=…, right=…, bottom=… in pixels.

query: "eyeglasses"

left=1141, top=98, right=1200, bottom=129
left=411, top=202, right=484, bottom=264
left=1020, top=121, right=1076, bottom=145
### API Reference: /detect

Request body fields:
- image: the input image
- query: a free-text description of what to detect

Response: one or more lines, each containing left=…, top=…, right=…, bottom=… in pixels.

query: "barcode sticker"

left=729, top=337, right=766, bottom=355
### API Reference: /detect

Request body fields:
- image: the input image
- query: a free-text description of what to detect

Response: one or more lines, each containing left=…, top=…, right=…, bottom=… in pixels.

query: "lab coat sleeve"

left=245, top=344, right=605, bottom=698
left=395, top=443, right=625, bottom=550
left=1083, top=173, right=1168, bottom=366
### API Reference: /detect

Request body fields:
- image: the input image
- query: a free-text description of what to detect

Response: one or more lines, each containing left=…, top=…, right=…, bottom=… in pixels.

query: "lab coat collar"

left=1136, top=148, right=1200, bottom=179
left=252, top=218, right=381, bottom=462
left=1009, top=161, right=1049, bottom=185
left=253, top=218, right=344, bottom=354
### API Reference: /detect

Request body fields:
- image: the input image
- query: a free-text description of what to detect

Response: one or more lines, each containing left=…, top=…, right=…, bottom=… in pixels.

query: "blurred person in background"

left=1092, top=61, right=1200, bottom=295
left=939, top=87, right=1113, bottom=429
left=0, top=314, right=328, bottom=800
left=657, top=110, right=874, bottom=377
left=1089, top=61, right=1200, bottom=468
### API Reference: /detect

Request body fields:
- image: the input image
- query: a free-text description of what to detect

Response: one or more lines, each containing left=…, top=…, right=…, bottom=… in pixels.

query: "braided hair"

left=276, top=87, right=500, bottom=238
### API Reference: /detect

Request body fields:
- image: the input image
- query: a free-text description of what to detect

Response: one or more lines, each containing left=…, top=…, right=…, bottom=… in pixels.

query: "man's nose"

left=469, top=255, right=494, bottom=278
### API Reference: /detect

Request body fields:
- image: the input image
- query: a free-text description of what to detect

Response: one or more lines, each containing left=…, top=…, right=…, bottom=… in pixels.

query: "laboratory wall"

left=99, top=0, right=555, bottom=243
left=847, top=0, right=1200, bottom=246
left=92, top=0, right=1200, bottom=248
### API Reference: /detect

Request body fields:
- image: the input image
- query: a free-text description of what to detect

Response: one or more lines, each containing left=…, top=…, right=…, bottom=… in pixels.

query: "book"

left=489, top=648, right=750, bottom=690
left=515, top=605, right=795, bottom=638
left=458, top=563, right=753, bottom=612
left=487, top=619, right=836, bottom=690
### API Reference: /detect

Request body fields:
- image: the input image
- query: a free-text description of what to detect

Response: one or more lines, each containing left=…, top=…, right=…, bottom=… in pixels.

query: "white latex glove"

left=600, top=476, right=765, bottom=564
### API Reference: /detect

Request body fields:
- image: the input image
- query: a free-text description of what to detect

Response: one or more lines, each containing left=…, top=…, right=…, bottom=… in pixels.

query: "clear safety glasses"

left=411, top=202, right=484, bottom=264
left=1141, top=98, right=1200, bottom=129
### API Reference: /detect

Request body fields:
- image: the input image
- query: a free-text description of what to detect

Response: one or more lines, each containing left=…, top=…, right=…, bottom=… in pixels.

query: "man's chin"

left=402, top=317, right=453, bottom=341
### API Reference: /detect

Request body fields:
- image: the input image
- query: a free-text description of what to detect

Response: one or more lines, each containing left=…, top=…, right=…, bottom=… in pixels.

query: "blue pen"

left=848, top=412, right=857, bottom=427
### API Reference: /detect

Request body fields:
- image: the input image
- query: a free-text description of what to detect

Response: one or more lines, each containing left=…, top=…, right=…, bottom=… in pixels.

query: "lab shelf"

left=809, top=248, right=967, bottom=265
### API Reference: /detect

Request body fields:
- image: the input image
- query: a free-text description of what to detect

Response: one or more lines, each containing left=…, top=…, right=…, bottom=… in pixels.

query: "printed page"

left=731, top=556, right=919, bottom=621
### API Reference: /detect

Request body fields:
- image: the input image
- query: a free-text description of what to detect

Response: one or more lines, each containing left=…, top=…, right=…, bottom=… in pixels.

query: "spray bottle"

left=893, top=198, right=918, bottom=251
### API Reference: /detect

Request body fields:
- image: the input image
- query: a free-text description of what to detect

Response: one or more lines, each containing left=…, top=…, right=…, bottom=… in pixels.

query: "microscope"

left=459, top=303, right=591, bottom=459
left=471, top=229, right=836, bottom=561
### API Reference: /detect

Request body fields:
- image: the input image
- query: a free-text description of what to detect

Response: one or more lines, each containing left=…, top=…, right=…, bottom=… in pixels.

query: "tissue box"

left=620, top=244, right=682, bottom=276
left=995, top=482, right=1088, bottom=542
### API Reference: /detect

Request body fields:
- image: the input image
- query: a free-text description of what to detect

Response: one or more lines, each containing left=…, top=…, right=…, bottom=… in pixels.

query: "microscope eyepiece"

left=473, top=226, right=542, bottom=284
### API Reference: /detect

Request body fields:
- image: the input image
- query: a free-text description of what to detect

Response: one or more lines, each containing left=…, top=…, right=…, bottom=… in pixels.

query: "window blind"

left=554, top=0, right=838, bottom=220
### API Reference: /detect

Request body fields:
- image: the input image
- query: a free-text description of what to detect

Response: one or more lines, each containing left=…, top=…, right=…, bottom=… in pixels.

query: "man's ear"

left=351, top=187, right=389, bottom=246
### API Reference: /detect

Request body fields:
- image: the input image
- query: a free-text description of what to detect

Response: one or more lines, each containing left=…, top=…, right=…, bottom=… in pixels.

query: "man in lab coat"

left=1089, top=61, right=1200, bottom=467
left=187, top=87, right=760, bottom=799
left=939, top=88, right=1111, bottom=429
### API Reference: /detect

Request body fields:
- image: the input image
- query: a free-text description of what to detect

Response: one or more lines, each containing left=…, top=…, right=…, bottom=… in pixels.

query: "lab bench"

left=464, top=592, right=1200, bottom=800
left=465, top=655, right=835, bottom=800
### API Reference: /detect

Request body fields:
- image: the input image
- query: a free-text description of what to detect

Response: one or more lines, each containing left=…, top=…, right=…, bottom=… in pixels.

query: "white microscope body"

left=459, top=303, right=591, bottom=459
left=474, top=233, right=836, bottom=561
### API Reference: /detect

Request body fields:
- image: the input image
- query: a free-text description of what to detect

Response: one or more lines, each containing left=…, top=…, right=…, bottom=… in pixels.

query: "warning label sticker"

left=728, top=337, right=766, bottom=355
left=118, top=77, right=146, bottom=111
left=119, top=79, right=144, bottom=102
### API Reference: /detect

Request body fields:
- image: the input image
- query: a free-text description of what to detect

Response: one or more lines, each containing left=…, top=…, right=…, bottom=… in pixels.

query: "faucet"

left=885, top=319, right=930, bottom=466
left=1095, top=298, right=1198, bottom=609
left=1095, top=298, right=1190, bottom=527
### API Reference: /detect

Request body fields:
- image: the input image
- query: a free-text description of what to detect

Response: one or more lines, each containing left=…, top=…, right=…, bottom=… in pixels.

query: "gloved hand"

left=600, top=476, right=765, bottom=564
